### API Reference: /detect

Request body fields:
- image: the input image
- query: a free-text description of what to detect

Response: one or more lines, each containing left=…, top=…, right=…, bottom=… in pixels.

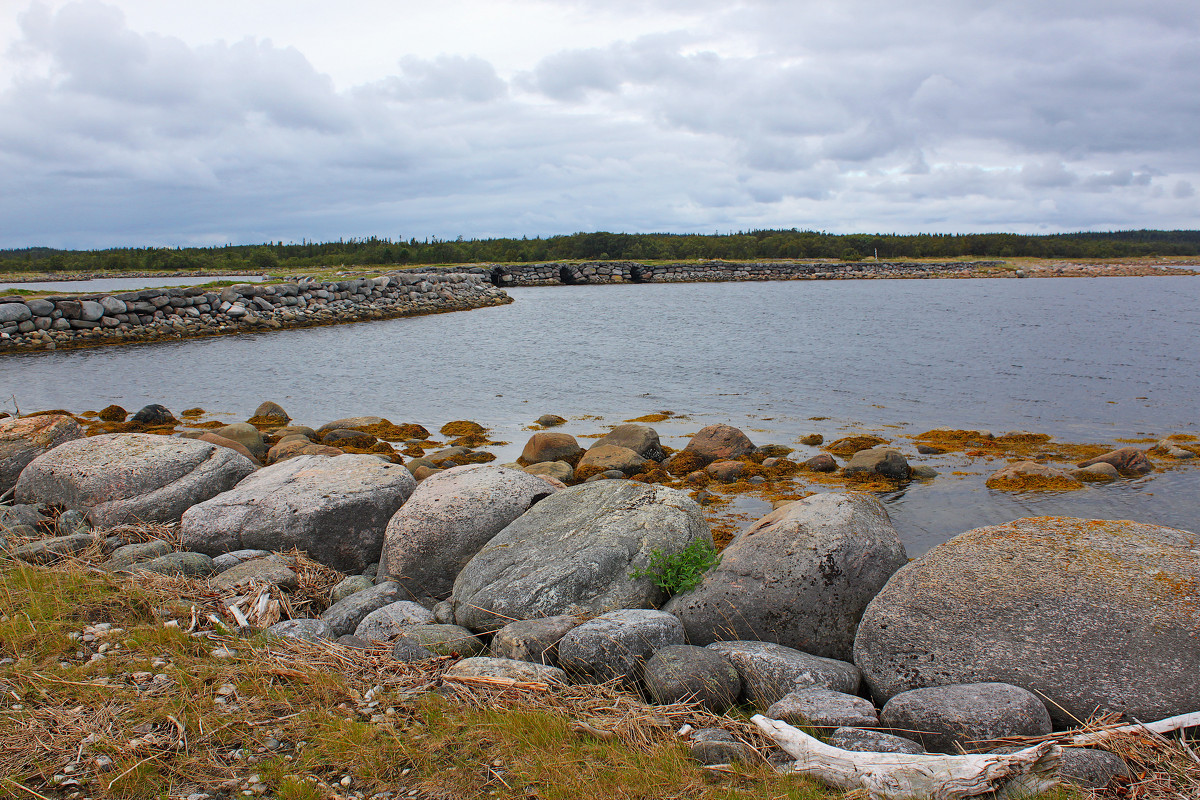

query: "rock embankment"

left=485, top=260, right=1006, bottom=286
left=0, top=271, right=510, bottom=352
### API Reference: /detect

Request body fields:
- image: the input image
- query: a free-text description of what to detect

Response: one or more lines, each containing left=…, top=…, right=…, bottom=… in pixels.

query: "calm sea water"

left=6, top=277, right=1198, bottom=553
left=0, top=275, right=263, bottom=294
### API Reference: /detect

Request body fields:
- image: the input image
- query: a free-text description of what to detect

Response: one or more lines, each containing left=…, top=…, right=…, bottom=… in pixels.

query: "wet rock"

left=642, top=644, right=741, bottom=712
left=853, top=516, right=1200, bottom=726
left=490, top=615, right=582, bottom=665
left=799, top=434, right=824, bottom=447
left=517, top=432, right=584, bottom=467
left=97, top=405, right=127, bottom=422
left=180, top=454, right=415, bottom=573
left=354, top=600, right=436, bottom=642
left=825, top=435, right=888, bottom=457
left=1073, top=462, right=1120, bottom=482
left=680, top=424, right=755, bottom=467
left=984, top=460, right=1084, bottom=491
left=522, top=461, right=574, bottom=482
left=453, top=481, right=711, bottom=631
left=916, top=444, right=945, bottom=455
left=766, top=687, right=879, bottom=728
left=557, top=609, right=685, bottom=689
left=15, top=433, right=255, bottom=526
left=1077, top=446, right=1153, bottom=476
left=843, top=447, right=910, bottom=480
left=704, top=460, right=746, bottom=482
left=322, top=429, right=376, bottom=448
left=827, top=727, right=925, bottom=754
left=590, top=424, right=665, bottom=461
left=910, top=465, right=938, bottom=480
left=380, top=464, right=559, bottom=600
left=879, top=682, right=1052, bottom=754
left=213, top=423, right=267, bottom=460
left=706, top=641, right=862, bottom=708
left=197, top=433, right=260, bottom=465
left=0, top=414, right=85, bottom=493
left=266, top=439, right=342, bottom=464
left=250, top=402, right=289, bottom=423
left=315, top=416, right=385, bottom=437
left=804, top=453, right=837, bottom=472
left=535, top=414, right=566, bottom=427
left=444, top=656, right=567, bottom=684
left=130, top=404, right=176, bottom=425
left=576, top=444, right=648, bottom=476
left=665, top=493, right=907, bottom=660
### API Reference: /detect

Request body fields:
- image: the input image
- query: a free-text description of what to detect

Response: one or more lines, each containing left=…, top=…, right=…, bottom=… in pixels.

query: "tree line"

left=2, top=229, right=1198, bottom=274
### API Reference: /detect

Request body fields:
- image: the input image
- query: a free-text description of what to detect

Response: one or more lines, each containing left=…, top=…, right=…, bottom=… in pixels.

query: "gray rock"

left=766, top=687, right=879, bottom=728
left=380, top=464, right=558, bottom=600
left=336, top=634, right=371, bottom=649
left=706, top=641, right=862, bottom=708
left=535, top=414, right=566, bottom=427
left=130, top=552, right=216, bottom=577
left=13, top=533, right=95, bottom=564
left=210, top=558, right=299, bottom=592
left=212, top=549, right=272, bottom=573
left=0, top=414, right=86, bottom=494
left=266, top=618, right=333, bottom=642
left=1059, top=748, right=1132, bottom=789
left=590, top=424, right=665, bottom=461
left=54, top=509, right=90, bottom=537
left=390, top=638, right=435, bottom=662
left=432, top=600, right=455, bottom=624
left=642, top=644, right=741, bottom=712
left=15, top=433, right=255, bottom=527
left=557, top=609, right=685, bottom=689
left=490, top=615, right=582, bottom=665
left=105, top=540, right=173, bottom=570
left=315, top=416, right=385, bottom=437
left=0, top=302, right=32, bottom=323
left=78, top=300, right=104, bottom=322
left=454, top=481, right=710, bottom=631
left=330, top=575, right=375, bottom=604
left=0, top=503, right=49, bottom=530
left=827, top=727, right=925, bottom=754
left=688, top=728, right=756, bottom=765
left=910, top=465, right=939, bottom=480
left=353, top=600, right=436, bottom=642
left=130, top=404, right=176, bottom=425
left=321, top=581, right=406, bottom=637
left=444, top=656, right=568, bottom=684
left=853, top=516, right=1200, bottom=726
left=394, top=624, right=485, bottom=657
left=879, top=682, right=1052, bottom=754
left=251, top=401, right=289, bottom=422
left=665, top=493, right=907, bottom=660
left=844, top=447, right=910, bottom=480
left=180, top=454, right=415, bottom=573
left=99, top=296, right=126, bottom=316
left=26, top=298, right=55, bottom=316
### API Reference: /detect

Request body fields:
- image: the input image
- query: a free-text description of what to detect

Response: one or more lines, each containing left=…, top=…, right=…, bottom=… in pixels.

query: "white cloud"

left=0, top=0, right=1197, bottom=248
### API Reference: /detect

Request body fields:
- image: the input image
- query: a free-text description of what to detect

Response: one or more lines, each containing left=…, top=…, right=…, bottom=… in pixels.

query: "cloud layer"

left=1, top=0, right=1197, bottom=248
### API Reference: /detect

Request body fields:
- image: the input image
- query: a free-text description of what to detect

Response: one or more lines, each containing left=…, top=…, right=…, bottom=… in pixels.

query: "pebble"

left=212, top=647, right=238, bottom=659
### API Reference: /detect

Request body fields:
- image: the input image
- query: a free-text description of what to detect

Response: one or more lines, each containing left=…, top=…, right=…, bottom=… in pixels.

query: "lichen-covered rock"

left=180, top=454, right=415, bottom=573
left=879, top=683, right=1052, bottom=754
left=706, top=640, right=862, bottom=708
left=854, top=516, right=1200, bottom=726
left=453, top=481, right=711, bottom=631
left=766, top=687, right=879, bottom=728
left=15, top=433, right=255, bottom=526
left=380, top=465, right=558, bottom=600
left=320, top=581, right=406, bottom=637
left=0, top=414, right=85, bottom=493
left=681, top=424, right=754, bottom=466
left=354, top=600, right=436, bottom=642
left=642, top=644, right=741, bottom=712
left=489, top=615, right=582, bottom=665
left=827, top=727, right=924, bottom=754
left=688, top=728, right=756, bottom=765
left=267, top=618, right=333, bottom=642
left=394, top=624, right=485, bottom=657
left=209, top=557, right=299, bottom=592
left=664, top=493, right=907, bottom=660
left=444, top=657, right=567, bottom=684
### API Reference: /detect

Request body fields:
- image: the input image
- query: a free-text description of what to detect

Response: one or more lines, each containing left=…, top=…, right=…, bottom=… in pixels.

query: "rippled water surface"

left=7, top=276, right=1198, bottom=553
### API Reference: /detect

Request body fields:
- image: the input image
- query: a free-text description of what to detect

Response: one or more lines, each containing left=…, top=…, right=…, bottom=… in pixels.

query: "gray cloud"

left=0, top=0, right=1197, bottom=248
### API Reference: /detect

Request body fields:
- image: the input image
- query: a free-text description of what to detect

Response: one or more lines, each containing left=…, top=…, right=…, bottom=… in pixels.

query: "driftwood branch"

left=1071, top=711, right=1200, bottom=746
left=752, top=714, right=1060, bottom=800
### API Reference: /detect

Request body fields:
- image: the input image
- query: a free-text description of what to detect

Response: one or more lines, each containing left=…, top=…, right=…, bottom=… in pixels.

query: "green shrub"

left=630, top=538, right=720, bottom=595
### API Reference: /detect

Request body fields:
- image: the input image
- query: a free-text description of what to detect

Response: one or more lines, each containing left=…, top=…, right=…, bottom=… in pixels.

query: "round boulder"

left=576, top=444, right=648, bottom=476
left=517, top=432, right=584, bottom=467
left=557, top=609, right=685, bottom=689
left=15, top=433, right=255, bottom=527
left=130, top=404, right=176, bottom=425
left=590, top=424, right=665, bottom=461
left=985, top=461, right=1084, bottom=491
left=380, top=465, right=559, bottom=600
left=1076, top=447, right=1153, bottom=476
left=354, top=601, right=437, bottom=642
left=843, top=447, right=910, bottom=481
left=766, top=687, right=879, bottom=728
left=853, top=516, right=1200, bottom=726
left=664, top=493, right=907, bottom=660
left=642, top=644, right=741, bottom=712
left=879, top=682, right=1052, bottom=754
left=680, top=424, right=754, bottom=466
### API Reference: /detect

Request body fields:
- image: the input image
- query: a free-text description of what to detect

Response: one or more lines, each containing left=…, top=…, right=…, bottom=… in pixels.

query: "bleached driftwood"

left=1071, top=710, right=1200, bottom=746
left=752, top=714, right=1060, bottom=800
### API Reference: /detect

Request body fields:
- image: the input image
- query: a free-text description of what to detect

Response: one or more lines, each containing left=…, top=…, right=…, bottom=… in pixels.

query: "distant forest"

left=3, top=229, right=1198, bottom=274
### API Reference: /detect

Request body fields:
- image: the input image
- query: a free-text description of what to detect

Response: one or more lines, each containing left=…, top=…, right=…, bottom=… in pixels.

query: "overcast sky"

left=1, top=0, right=1197, bottom=249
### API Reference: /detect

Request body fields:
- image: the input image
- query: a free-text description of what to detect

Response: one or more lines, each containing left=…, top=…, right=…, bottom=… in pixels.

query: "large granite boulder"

left=590, top=424, right=665, bottom=461
left=854, top=516, right=1200, bottom=726
left=664, top=493, right=907, bottom=660
left=180, top=454, right=416, bottom=573
left=453, top=481, right=711, bottom=632
left=0, top=414, right=85, bottom=493
left=379, top=465, right=559, bottom=600
left=15, top=433, right=255, bottom=526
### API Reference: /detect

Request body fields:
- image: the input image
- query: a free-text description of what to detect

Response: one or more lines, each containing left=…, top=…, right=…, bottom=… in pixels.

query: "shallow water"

left=0, top=275, right=263, bottom=294
left=6, top=276, right=1198, bottom=553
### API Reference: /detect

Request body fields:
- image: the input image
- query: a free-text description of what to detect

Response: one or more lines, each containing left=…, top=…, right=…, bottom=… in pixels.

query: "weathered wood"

left=752, top=714, right=1060, bottom=800
left=1071, top=711, right=1200, bottom=746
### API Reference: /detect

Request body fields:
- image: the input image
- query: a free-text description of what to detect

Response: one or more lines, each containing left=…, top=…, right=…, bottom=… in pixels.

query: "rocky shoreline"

left=1, top=403, right=1197, bottom=797
left=0, top=271, right=510, bottom=352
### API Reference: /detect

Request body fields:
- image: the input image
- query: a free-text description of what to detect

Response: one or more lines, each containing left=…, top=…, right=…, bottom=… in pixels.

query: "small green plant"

left=630, top=538, right=720, bottom=595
